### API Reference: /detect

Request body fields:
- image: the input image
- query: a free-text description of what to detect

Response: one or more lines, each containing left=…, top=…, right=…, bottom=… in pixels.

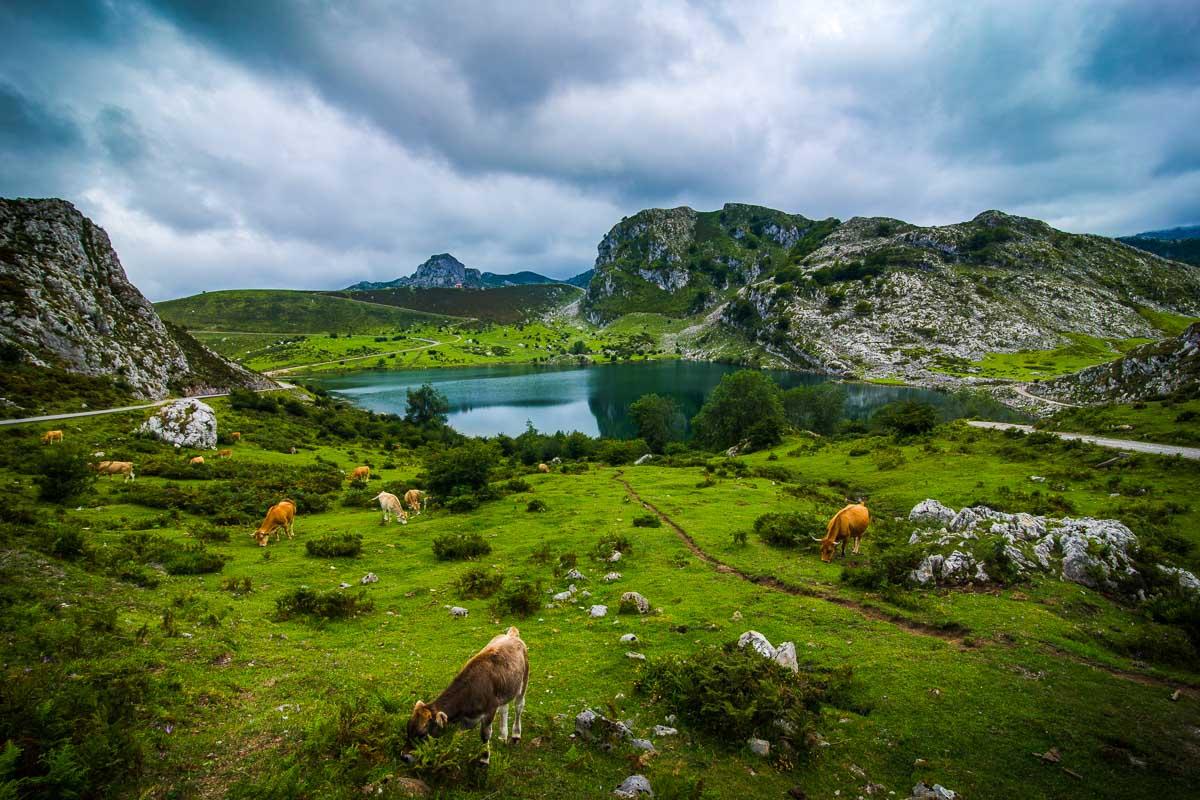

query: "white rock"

left=553, top=590, right=574, bottom=602
left=653, top=725, right=677, bottom=736
left=589, top=605, right=608, bottom=618
left=909, top=499, right=957, bottom=526
left=565, top=568, right=585, bottom=580
left=609, top=551, right=623, bottom=563
left=620, top=591, right=651, bottom=614
left=613, top=775, right=653, bottom=798
left=1158, top=565, right=1200, bottom=594
left=634, top=454, right=654, bottom=466
left=626, top=651, right=646, bottom=661
left=737, top=630, right=776, bottom=659
left=630, top=737, right=654, bottom=750
left=360, top=572, right=379, bottom=585
left=140, top=399, right=217, bottom=449
left=773, top=641, right=799, bottom=672
left=338, top=582, right=351, bottom=589
left=603, top=572, right=622, bottom=582
left=620, top=633, right=639, bottom=643
left=747, top=737, right=770, bottom=756
left=449, top=606, right=469, bottom=618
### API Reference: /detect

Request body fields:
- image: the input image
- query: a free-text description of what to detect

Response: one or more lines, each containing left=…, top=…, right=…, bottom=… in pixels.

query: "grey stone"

left=613, top=774, right=653, bottom=797
left=565, top=568, right=585, bottom=580
left=620, top=591, right=651, bottom=614
left=589, top=605, right=608, bottom=618
left=449, top=606, right=468, bottom=618
left=620, top=633, right=639, bottom=643
left=652, top=725, right=677, bottom=736
left=737, top=630, right=776, bottom=659
left=141, top=399, right=218, bottom=449
left=626, top=651, right=646, bottom=661
left=747, top=737, right=770, bottom=756
left=360, top=572, right=379, bottom=585
left=773, top=641, right=799, bottom=672
left=603, top=572, right=622, bottom=582
left=630, top=738, right=654, bottom=750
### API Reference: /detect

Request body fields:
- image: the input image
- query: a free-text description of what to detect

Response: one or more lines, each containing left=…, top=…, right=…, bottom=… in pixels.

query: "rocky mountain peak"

left=0, top=197, right=272, bottom=400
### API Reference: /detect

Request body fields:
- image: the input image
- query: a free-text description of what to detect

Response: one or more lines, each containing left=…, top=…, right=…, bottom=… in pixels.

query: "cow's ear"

left=413, top=700, right=426, bottom=712
left=435, top=711, right=448, bottom=727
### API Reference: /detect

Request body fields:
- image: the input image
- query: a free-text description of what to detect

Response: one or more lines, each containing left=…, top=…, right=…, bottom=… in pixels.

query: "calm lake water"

left=306, top=361, right=1023, bottom=438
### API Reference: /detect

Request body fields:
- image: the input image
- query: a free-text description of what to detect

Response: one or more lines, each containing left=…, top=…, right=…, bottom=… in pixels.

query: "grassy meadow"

left=3, top=390, right=1198, bottom=799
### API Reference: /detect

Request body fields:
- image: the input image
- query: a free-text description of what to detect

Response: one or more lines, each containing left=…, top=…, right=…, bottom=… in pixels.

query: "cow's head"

left=819, top=538, right=836, bottom=563
left=401, top=701, right=447, bottom=761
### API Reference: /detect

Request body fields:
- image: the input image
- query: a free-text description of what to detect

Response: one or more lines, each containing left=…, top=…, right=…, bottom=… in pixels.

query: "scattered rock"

left=609, top=551, right=623, bottom=563
left=140, top=399, right=218, bottom=449
left=449, top=606, right=468, bottom=618
left=630, top=737, right=655, bottom=750
left=360, top=572, right=379, bottom=585
left=620, top=591, right=651, bottom=614
left=747, top=737, right=770, bottom=756
left=589, top=605, right=608, bottom=618
left=1029, top=475, right=1046, bottom=482
left=553, top=589, right=575, bottom=602
left=338, top=582, right=351, bottom=589
left=909, top=782, right=957, bottom=800
left=773, top=641, right=799, bottom=672
left=565, top=568, right=585, bottom=581
left=626, top=651, right=646, bottom=661
left=908, top=499, right=957, bottom=527
left=731, top=610, right=743, bottom=621
left=613, top=774, right=653, bottom=797
left=603, top=572, right=622, bottom=582
left=652, top=725, right=677, bottom=736
left=620, top=633, right=639, bottom=643
left=737, top=630, right=776, bottom=659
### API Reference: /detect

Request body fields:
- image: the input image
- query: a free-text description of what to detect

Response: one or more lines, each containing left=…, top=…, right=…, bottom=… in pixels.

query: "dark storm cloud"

left=0, top=1, right=1196, bottom=299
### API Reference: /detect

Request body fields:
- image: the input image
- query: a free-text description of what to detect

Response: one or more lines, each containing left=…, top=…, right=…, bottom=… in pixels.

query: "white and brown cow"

left=372, top=491, right=408, bottom=525
left=403, top=488, right=427, bottom=516
left=403, top=626, right=528, bottom=766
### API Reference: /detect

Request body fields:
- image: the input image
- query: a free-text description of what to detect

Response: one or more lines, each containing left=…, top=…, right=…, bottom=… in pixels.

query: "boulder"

left=620, top=591, right=651, bottom=614
left=449, top=606, right=469, bottom=618
left=747, top=737, right=770, bottom=756
left=626, top=651, right=646, bottom=661
left=613, top=775, right=653, bottom=798
left=553, top=589, right=574, bottom=602
left=589, top=605, right=608, bottom=618
left=773, top=641, right=799, bottom=672
left=609, top=551, right=623, bottom=563
left=565, top=568, right=585, bottom=580
left=737, top=630, right=776, bottom=659
left=140, top=399, right=217, bottom=449
left=361, top=572, right=379, bottom=585
left=603, top=572, right=622, bottom=582
left=653, top=725, right=677, bottom=736
left=908, top=499, right=956, bottom=527
left=630, top=737, right=654, bottom=750
left=910, top=782, right=957, bottom=800
left=620, top=633, right=639, bottom=643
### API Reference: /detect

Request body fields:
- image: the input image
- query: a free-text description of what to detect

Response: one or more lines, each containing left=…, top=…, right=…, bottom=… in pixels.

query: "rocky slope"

left=0, top=198, right=273, bottom=400
left=345, top=254, right=558, bottom=290
left=583, top=205, right=1200, bottom=382
left=1026, top=323, right=1199, bottom=405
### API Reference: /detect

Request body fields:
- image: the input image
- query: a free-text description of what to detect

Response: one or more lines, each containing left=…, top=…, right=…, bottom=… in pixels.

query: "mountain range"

left=344, top=253, right=593, bottom=291
left=1118, top=225, right=1200, bottom=266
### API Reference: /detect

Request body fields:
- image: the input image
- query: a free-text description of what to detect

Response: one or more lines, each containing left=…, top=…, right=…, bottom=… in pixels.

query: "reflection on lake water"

left=305, top=360, right=1025, bottom=438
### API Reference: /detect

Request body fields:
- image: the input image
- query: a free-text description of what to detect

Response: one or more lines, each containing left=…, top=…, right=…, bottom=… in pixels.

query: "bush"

left=446, top=494, right=481, bottom=513
left=872, top=401, right=937, bottom=437
left=526, top=499, right=548, bottom=512
left=594, top=534, right=633, bottom=560
left=432, top=532, right=491, bottom=561
left=692, top=371, right=787, bottom=451
left=635, top=642, right=848, bottom=754
left=455, top=567, right=504, bottom=599
left=595, top=438, right=651, bottom=465
left=629, top=394, right=686, bottom=454
left=632, top=513, right=661, bottom=528
left=163, top=544, right=228, bottom=575
left=34, top=444, right=96, bottom=503
left=424, top=441, right=498, bottom=496
left=341, top=485, right=376, bottom=508
left=754, top=512, right=820, bottom=547
left=494, top=579, right=541, bottom=617
left=222, top=576, right=253, bottom=596
left=504, top=478, right=532, bottom=493
left=839, top=544, right=926, bottom=590
left=306, top=533, right=363, bottom=558
left=275, top=586, right=374, bottom=620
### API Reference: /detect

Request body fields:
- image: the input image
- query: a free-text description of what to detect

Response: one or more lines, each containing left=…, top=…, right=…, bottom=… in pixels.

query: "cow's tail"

left=371, top=492, right=384, bottom=501
left=506, top=626, right=521, bottom=638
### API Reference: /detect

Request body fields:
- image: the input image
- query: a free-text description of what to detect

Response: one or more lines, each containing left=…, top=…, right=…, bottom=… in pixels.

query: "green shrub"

left=306, top=533, right=363, bottom=558
left=732, top=530, right=748, bottom=546
left=526, top=499, right=548, bottom=512
left=594, top=534, right=633, bottom=560
left=872, top=401, right=937, bottom=437
left=632, top=513, right=661, bottom=528
left=455, top=567, right=504, bottom=599
left=839, top=544, right=925, bottom=589
left=503, top=478, right=532, bottom=493
left=163, top=544, right=228, bottom=575
left=222, top=576, right=253, bottom=596
left=553, top=552, right=578, bottom=577
left=34, top=444, right=96, bottom=504
left=446, top=494, right=481, bottom=513
left=635, top=642, right=847, bottom=754
left=494, top=579, right=541, bottom=617
left=692, top=371, right=786, bottom=451
left=754, top=512, right=820, bottom=547
left=432, top=532, right=491, bottom=561
left=341, top=485, right=376, bottom=508
left=424, top=441, right=498, bottom=496
left=275, top=586, right=374, bottom=620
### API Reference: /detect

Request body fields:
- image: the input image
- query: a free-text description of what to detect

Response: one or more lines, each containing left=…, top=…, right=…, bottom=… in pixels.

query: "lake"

left=304, top=361, right=1025, bottom=438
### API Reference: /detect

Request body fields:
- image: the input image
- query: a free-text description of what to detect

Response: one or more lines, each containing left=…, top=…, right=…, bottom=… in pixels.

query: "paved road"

left=967, top=420, right=1200, bottom=460
left=0, top=383, right=295, bottom=427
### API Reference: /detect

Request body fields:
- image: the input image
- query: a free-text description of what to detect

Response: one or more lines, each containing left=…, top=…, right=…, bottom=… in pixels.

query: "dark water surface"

left=306, top=361, right=1023, bottom=438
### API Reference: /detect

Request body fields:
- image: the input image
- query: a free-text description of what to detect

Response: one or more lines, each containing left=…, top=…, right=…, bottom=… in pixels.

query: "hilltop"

left=345, top=253, right=562, bottom=291
left=156, top=288, right=461, bottom=334
left=1119, top=225, right=1200, bottom=266
left=0, top=198, right=271, bottom=412
left=321, top=283, right=582, bottom=324
left=583, top=204, right=1200, bottom=383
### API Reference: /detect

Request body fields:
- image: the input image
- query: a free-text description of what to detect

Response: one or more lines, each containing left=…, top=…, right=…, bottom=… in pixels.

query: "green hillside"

left=321, top=283, right=582, bottom=324
left=155, top=289, right=461, bottom=333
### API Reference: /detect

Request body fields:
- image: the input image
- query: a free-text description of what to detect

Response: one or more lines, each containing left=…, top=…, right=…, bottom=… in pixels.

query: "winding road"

left=966, top=420, right=1200, bottom=460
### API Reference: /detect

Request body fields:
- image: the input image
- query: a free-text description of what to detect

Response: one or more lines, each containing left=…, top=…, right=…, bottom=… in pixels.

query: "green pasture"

left=935, top=333, right=1153, bottom=380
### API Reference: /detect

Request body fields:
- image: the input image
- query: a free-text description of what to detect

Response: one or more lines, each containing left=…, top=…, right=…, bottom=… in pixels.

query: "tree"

left=692, top=370, right=787, bottom=451
left=782, top=384, right=846, bottom=435
left=570, top=340, right=589, bottom=355
left=872, top=400, right=938, bottom=437
left=629, top=394, right=685, bottom=453
left=423, top=441, right=499, bottom=497
left=35, top=444, right=97, bottom=504
left=404, top=383, right=450, bottom=426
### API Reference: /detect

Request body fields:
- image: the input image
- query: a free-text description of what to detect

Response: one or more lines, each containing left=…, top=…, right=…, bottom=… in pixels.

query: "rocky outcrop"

left=0, top=198, right=272, bottom=400
left=140, top=399, right=218, bottom=449
left=1027, top=323, right=1200, bottom=405
left=345, top=255, right=561, bottom=291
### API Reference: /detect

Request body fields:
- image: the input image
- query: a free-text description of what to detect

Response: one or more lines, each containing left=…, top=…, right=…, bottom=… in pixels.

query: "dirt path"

left=0, top=383, right=296, bottom=427
left=1013, top=384, right=1080, bottom=408
left=967, top=420, right=1200, bottom=459
left=612, top=471, right=1197, bottom=694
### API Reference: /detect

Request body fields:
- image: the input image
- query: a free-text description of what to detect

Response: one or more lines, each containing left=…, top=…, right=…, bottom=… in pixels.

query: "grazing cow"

left=403, top=488, right=427, bottom=516
left=95, top=461, right=135, bottom=481
left=537, top=463, right=550, bottom=473
left=289, top=446, right=297, bottom=455
left=403, top=626, right=528, bottom=766
left=372, top=491, right=409, bottom=525
left=254, top=499, right=296, bottom=546
left=231, top=432, right=242, bottom=441
left=813, top=503, right=870, bottom=563
left=349, top=465, right=371, bottom=483
left=190, top=456, right=205, bottom=465
left=217, top=449, right=232, bottom=459
left=41, top=430, right=63, bottom=445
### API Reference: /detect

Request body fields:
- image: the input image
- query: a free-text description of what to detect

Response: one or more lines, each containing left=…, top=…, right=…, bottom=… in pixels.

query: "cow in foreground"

left=404, top=488, right=427, bottom=516
left=372, top=491, right=408, bottom=525
left=814, top=503, right=870, bottom=562
left=41, top=430, right=63, bottom=445
left=403, top=626, right=528, bottom=767
left=349, top=465, right=370, bottom=483
left=254, top=499, right=296, bottom=546
left=94, top=460, right=135, bottom=481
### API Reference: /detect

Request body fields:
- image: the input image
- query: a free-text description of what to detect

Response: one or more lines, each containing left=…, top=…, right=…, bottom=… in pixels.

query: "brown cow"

left=814, top=503, right=870, bottom=563
left=372, top=491, right=408, bottom=525
left=403, top=626, right=528, bottom=766
left=254, top=499, right=296, bottom=546
left=190, top=456, right=205, bottom=465
left=349, top=466, right=370, bottom=483
left=537, top=463, right=550, bottom=473
left=231, top=432, right=242, bottom=441
left=41, top=430, right=63, bottom=445
left=95, top=461, right=135, bottom=481
left=217, top=449, right=232, bottom=459
left=403, top=488, right=426, bottom=516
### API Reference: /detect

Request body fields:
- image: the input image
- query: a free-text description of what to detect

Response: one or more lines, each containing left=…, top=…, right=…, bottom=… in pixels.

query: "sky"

left=1, top=1, right=1198, bottom=301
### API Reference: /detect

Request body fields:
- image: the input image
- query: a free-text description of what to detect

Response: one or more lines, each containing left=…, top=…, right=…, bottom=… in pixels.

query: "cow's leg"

left=498, top=702, right=509, bottom=742
left=479, top=711, right=496, bottom=765
left=511, top=690, right=525, bottom=743
left=852, top=535, right=861, bottom=554
left=840, top=538, right=847, bottom=557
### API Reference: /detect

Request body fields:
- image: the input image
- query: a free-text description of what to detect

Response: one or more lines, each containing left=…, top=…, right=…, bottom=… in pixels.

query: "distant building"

left=454, top=282, right=463, bottom=289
